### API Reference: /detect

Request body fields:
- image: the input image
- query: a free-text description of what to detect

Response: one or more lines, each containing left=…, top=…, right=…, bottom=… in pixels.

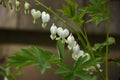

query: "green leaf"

left=74, top=56, right=89, bottom=69
left=74, top=56, right=101, bottom=70
left=7, top=46, right=55, bottom=74
left=56, top=40, right=65, bottom=61
left=58, top=0, right=78, bottom=19
left=55, top=63, right=72, bottom=74
left=86, top=0, right=110, bottom=25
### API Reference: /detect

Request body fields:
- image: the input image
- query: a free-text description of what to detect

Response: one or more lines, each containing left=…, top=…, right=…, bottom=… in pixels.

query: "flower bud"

left=24, top=2, right=30, bottom=14
left=16, top=0, right=20, bottom=12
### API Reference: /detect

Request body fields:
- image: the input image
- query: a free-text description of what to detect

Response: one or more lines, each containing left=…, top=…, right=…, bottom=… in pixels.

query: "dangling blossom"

left=24, top=2, right=30, bottom=14
left=72, top=44, right=84, bottom=61
left=41, top=11, right=50, bottom=28
left=50, top=23, right=57, bottom=40
left=56, top=27, right=69, bottom=43
left=16, top=0, right=20, bottom=12
left=31, top=9, right=41, bottom=24
left=67, top=34, right=76, bottom=50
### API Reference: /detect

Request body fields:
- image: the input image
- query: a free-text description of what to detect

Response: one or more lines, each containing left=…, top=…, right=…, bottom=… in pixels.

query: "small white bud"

left=24, top=2, right=30, bottom=14
left=16, top=0, right=20, bottom=11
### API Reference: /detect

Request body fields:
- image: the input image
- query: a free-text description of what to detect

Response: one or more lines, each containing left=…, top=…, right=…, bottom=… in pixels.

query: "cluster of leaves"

left=6, top=40, right=101, bottom=80
left=58, top=0, right=85, bottom=26
left=7, top=46, right=57, bottom=74
left=58, top=0, right=110, bottom=26
left=86, top=0, right=110, bottom=25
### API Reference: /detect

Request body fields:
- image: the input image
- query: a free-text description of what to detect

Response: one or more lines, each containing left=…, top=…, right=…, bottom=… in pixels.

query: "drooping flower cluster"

left=15, top=1, right=50, bottom=28
left=50, top=23, right=102, bottom=73
left=50, top=23, right=69, bottom=43
left=31, top=9, right=50, bottom=26
left=50, top=23, right=90, bottom=61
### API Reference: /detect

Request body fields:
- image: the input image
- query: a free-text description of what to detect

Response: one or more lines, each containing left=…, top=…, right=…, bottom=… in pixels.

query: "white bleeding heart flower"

left=56, top=27, right=69, bottom=43
left=67, top=34, right=76, bottom=50
left=24, top=2, right=30, bottom=14
left=57, top=28, right=69, bottom=39
left=31, top=9, right=41, bottom=24
left=41, top=11, right=50, bottom=28
left=16, top=0, right=20, bottom=11
left=50, top=23, right=57, bottom=40
left=72, top=50, right=84, bottom=61
left=41, top=11, right=50, bottom=23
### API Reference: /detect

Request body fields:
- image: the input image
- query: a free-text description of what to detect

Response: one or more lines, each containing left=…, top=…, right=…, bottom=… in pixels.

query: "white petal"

left=50, top=34, right=56, bottom=40
left=50, top=23, right=57, bottom=35
left=78, top=50, right=84, bottom=57
left=57, top=27, right=63, bottom=37
left=42, top=11, right=50, bottom=23
left=67, top=34, right=75, bottom=44
left=67, top=40, right=76, bottom=50
left=73, top=44, right=80, bottom=53
left=62, top=29, right=69, bottom=38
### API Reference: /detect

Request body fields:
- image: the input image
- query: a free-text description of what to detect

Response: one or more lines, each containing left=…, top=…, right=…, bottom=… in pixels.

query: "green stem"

left=83, top=25, right=105, bottom=80
left=105, top=10, right=110, bottom=80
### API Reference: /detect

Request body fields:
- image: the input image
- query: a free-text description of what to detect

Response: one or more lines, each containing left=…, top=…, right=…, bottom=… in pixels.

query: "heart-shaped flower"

left=31, top=9, right=41, bottom=24
left=72, top=50, right=84, bottom=61
left=50, top=23, right=57, bottom=40
left=67, top=34, right=76, bottom=50
left=41, top=11, right=50, bottom=23
left=57, top=28, right=69, bottom=38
